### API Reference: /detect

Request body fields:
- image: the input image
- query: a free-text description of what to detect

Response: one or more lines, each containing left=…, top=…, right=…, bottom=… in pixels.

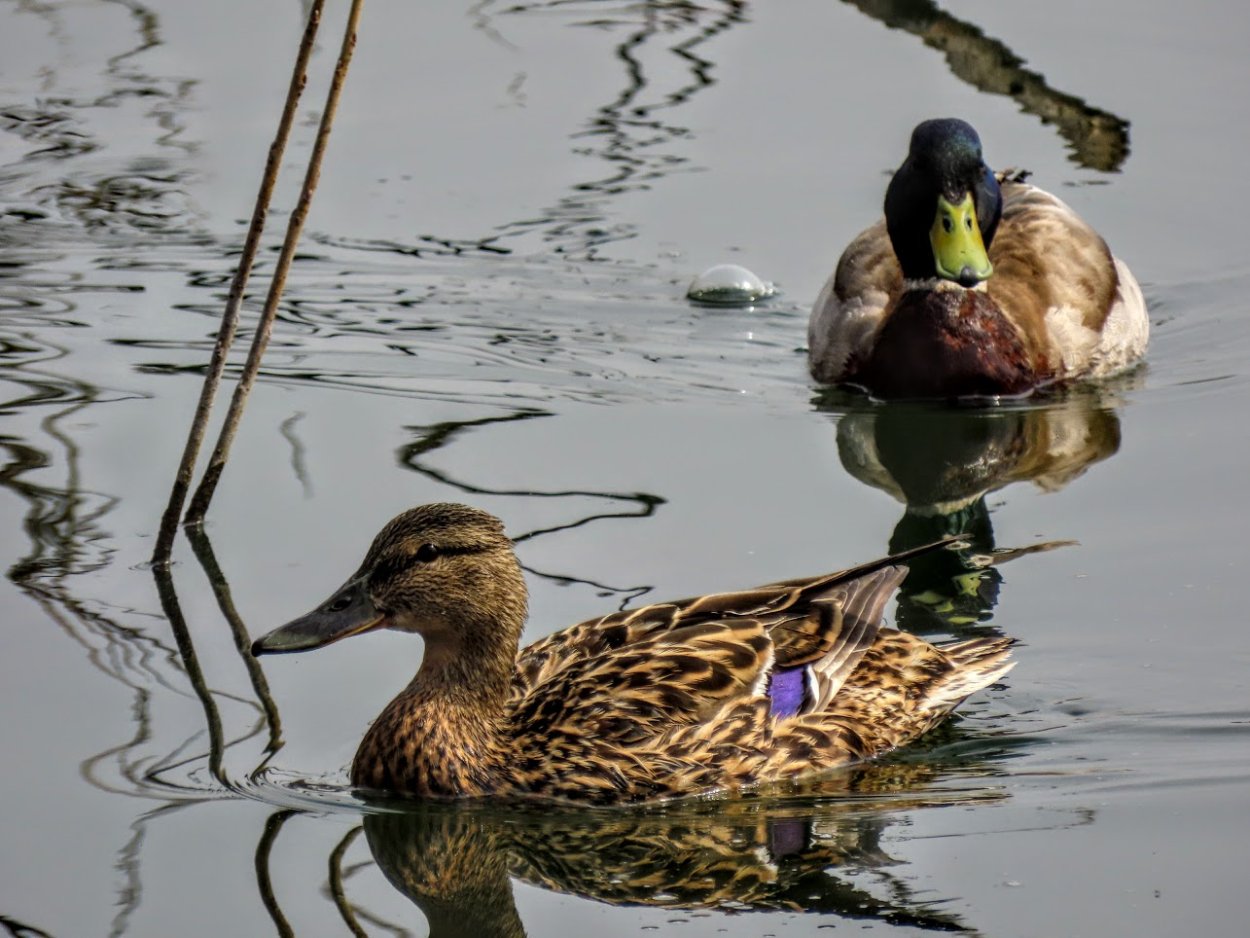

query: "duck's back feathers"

left=502, top=546, right=1013, bottom=802
left=513, top=538, right=958, bottom=701
left=511, top=561, right=909, bottom=733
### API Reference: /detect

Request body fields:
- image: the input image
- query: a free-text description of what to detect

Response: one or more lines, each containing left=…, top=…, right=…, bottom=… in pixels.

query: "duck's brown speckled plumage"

left=254, top=503, right=1015, bottom=805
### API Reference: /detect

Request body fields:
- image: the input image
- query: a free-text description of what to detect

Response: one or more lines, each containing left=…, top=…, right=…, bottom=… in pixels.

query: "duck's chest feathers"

left=849, top=287, right=1052, bottom=398
left=351, top=693, right=505, bottom=798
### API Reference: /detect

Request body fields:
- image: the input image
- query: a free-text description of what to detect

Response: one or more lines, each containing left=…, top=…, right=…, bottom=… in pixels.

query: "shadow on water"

left=814, top=382, right=1133, bottom=636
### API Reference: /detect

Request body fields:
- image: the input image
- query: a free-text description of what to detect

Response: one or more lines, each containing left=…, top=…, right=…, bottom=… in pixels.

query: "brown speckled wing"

left=509, top=580, right=822, bottom=702
left=509, top=616, right=772, bottom=746
left=989, top=182, right=1117, bottom=338
left=513, top=540, right=958, bottom=704
left=506, top=564, right=907, bottom=759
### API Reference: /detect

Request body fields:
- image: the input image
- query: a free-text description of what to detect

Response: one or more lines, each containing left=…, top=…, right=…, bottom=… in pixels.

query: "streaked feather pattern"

left=253, top=503, right=1016, bottom=804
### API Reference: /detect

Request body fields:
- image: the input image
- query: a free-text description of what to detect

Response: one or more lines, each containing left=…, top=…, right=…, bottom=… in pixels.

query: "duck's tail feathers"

left=807, top=565, right=907, bottom=712
left=921, top=636, right=1017, bottom=714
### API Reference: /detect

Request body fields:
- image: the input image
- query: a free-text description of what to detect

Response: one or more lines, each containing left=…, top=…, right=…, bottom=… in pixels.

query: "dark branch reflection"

left=0, top=913, right=59, bottom=938
left=844, top=0, right=1131, bottom=171
left=255, top=810, right=298, bottom=938
left=472, top=0, right=748, bottom=257
left=397, top=412, right=663, bottom=606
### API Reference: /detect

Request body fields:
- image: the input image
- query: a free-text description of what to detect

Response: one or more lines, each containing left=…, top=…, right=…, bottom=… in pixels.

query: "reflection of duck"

left=362, top=765, right=988, bottom=937
left=835, top=399, right=1120, bottom=633
left=809, top=119, right=1147, bottom=398
left=253, top=503, right=1015, bottom=803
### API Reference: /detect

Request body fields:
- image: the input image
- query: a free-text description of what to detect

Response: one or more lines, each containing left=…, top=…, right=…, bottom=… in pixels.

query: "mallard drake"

left=808, top=118, right=1148, bottom=398
left=252, top=503, right=1015, bottom=804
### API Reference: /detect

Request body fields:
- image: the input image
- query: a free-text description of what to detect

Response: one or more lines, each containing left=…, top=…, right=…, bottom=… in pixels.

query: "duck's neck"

left=419, top=623, right=518, bottom=711
left=352, top=616, right=522, bottom=797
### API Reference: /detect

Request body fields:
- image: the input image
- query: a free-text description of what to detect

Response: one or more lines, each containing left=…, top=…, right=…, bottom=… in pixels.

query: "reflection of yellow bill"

left=929, top=193, right=993, bottom=283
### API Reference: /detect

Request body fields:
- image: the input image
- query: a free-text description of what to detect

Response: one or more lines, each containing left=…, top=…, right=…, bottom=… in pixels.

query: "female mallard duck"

left=252, top=503, right=1015, bottom=804
left=808, top=118, right=1148, bottom=398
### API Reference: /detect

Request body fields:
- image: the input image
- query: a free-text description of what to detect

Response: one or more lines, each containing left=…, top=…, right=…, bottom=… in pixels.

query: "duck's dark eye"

left=415, top=543, right=441, bottom=563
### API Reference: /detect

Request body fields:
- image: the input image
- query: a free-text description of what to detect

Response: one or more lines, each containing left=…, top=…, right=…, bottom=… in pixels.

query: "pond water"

left=2, top=0, right=1249, bottom=935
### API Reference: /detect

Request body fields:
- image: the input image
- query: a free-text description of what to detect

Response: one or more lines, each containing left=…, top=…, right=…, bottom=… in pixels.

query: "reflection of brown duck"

left=834, top=399, right=1121, bottom=633
left=362, top=762, right=991, bottom=937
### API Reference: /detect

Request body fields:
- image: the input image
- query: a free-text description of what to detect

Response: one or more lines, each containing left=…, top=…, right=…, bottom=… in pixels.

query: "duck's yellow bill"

left=929, top=193, right=993, bottom=286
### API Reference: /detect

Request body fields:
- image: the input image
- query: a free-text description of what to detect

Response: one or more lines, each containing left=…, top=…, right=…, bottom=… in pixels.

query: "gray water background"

left=2, top=1, right=1248, bottom=935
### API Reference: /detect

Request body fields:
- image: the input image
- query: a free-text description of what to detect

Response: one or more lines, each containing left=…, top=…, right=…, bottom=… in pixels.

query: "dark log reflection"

left=844, top=0, right=1131, bottom=171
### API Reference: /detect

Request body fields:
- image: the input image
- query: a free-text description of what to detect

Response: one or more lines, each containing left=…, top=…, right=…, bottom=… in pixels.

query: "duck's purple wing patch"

left=767, top=665, right=807, bottom=719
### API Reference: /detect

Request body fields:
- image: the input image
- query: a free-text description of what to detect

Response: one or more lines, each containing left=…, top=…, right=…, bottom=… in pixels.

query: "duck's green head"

left=251, top=503, right=528, bottom=658
left=884, top=119, right=1001, bottom=287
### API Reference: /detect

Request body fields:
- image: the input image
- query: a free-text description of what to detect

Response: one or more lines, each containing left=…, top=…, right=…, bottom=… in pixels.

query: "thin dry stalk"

left=184, top=0, right=366, bottom=527
left=152, top=0, right=327, bottom=565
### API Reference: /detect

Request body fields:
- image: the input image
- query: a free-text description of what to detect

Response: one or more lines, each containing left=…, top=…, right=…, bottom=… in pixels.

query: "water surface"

left=2, top=1, right=1248, bottom=936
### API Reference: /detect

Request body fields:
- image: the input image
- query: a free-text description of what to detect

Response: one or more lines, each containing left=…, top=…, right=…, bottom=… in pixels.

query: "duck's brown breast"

left=845, top=288, right=1053, bottom=398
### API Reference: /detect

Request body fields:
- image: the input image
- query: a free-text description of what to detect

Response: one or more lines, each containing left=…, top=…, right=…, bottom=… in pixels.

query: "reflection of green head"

left=930, top=193, right=993, bottom=286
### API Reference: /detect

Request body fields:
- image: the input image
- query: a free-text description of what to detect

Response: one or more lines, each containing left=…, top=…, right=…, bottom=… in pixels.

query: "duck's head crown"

left=885, top=118, right=1002, bottom=286
left=355, top=502, right=523, bottom=634
left=252, top=503, right=527, bottom=658
left=905, top=119, right=987, bottom=199
left=359, top=502, right=510, bottom=579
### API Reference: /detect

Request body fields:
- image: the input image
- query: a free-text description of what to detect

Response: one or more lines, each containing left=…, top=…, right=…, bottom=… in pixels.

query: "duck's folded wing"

left=508, top=617, right=774, bottom=746
left=512, top=539, right=959, bottom=707
left=508, top=567, right=917, bottom=751
left=990, top=183, right=1117, bottom=334
left=510, top=580, right=816, bottom=702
